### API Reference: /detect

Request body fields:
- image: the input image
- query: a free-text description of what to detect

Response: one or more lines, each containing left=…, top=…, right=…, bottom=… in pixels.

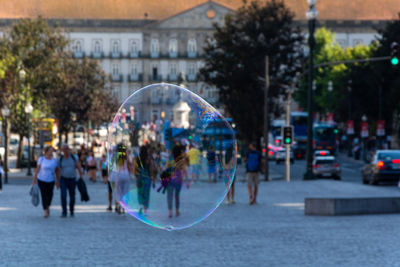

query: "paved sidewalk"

left=1, top=176, right=400, bottom=266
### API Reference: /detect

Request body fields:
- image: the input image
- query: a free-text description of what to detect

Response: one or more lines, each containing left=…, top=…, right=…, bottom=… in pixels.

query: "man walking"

left=244, top=143, right=262, bottom=205
left=58, top=144, right=83, bottom=217
left=187, top=144, right=201, bottom=182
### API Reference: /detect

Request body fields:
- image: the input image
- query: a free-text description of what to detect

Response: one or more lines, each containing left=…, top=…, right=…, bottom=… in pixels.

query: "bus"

left=313, top=123, right=337, bottom=154
left=202, top=118, right=237, bottom=151
left=32, top=118, right=57, bottom=148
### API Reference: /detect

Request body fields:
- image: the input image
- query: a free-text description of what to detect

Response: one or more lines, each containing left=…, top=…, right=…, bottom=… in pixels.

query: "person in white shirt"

left=32, top=146, right=60, bottom=218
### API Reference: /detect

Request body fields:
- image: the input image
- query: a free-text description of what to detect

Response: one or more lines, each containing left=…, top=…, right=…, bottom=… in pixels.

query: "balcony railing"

left=128, top=51, right=141, bottom=58
left=168, top=73, right=178, bottom=82
left=110, top=51, right=122, bottom=59
left=128, top=73, right=143, bottom=82
left=169, top=51, right=178, bottom=58
left=111, top=74, right=123, bottom=82
left=149, top=74, right=163, bottom=82
left=186, top=74, right=197, bottom=82
left=73, top=51, right=85, bottom=58
left=150, top=51, right=159, bottom=58
left=187, top=51, right=197, bottom=58
left=91, top=52, right=103, bottom=59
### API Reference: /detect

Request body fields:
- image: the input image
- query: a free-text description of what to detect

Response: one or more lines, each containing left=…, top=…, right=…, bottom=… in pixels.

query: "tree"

left=47, top=55, right=116, bottom=146
left=345, top=14, right=400, bottom=146
left=294, top=27, right=373, bottom=120
left=200, top=0, right=304, bottom=144
left=0, top=17, right=67, bottom=167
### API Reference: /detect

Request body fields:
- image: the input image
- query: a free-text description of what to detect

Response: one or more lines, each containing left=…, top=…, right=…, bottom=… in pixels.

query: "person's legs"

left=143, top=178, right=151, bottom=211
left=68, top=179, right=76, bottom=216
left=60, top=178, right=68, bottom=216
left=253, top=184, right=258, bottom=204
left=231, top=180, right=235, bottom=203
left=0, top=172, right=2, bottom=191
left=107, top=181, right=113, bottom=210
left=38, top=180, right=48, bottom=210
left=175, top=183, right=181, bottom=216
left=166, top=185, right=173, bottom=217
left=47, top=182, right=55, bottom=209
left=246, top=173, right=254, bottom=204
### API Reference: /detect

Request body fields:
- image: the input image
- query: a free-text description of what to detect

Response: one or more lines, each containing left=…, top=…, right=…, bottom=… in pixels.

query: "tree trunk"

left=64, top=131, right=69, bottom=145
left=16, top=134, right=24, bottom=169
left=58, top=130, right=63, bottom=150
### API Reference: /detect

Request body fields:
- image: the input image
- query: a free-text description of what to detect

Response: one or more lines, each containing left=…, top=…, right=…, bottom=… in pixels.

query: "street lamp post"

left=327, top=80, right=333, bottom=113
left=2, top=106, right=10, bottom=184
left=25, top=102, right=33, bottom=176
left=304, top=0, right=318, bottom=180
left=347, top=80, right=353, bottom=156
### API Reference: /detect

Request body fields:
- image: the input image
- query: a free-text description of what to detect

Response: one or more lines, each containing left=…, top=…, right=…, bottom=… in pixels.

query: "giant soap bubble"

left=107, top=83, right=236, bottom=230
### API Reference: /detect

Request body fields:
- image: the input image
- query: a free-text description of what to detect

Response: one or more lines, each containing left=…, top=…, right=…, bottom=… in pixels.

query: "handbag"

left=77, top=178, right=90, bottom=202
left=29, top=184, right=40, bottom=207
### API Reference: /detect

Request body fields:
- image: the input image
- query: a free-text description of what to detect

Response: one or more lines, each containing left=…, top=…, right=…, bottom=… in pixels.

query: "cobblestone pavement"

left=1, top=168, right=400, bottom=266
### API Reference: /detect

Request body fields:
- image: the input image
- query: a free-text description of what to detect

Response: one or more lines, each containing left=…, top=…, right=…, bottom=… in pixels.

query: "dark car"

left=362, top=150, right=400, bottom=185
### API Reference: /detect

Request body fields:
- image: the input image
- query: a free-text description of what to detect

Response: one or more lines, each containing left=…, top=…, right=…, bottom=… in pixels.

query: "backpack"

left=59, top=154, right=77, bottom=168
left=246, top=151, right=260, bottom=172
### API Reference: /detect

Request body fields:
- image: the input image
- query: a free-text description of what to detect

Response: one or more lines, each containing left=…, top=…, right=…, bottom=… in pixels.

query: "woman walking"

left=114, top=144, right=132, bottom=214
left=87, top=151, right=97, bottom=183
left=32, top=146, right=60, bottom=218
left=134, top=145, right=155, bottom=215
left=166, top=145, right=189, bottom=218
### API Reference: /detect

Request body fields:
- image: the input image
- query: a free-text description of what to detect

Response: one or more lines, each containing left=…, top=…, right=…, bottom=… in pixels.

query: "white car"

left=275, top=147, right=294, bottom=164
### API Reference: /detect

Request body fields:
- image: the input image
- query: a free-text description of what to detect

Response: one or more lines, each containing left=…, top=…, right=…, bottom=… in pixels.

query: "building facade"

left=0, top=0, right=398, bottom=121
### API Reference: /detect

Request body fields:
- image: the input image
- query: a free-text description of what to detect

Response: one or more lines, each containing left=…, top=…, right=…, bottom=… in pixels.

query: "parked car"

left=275, top=147, right=294, bottom=164
left=362, top=150, right=400, bottom=185
left=312, top=156, right=341, bottom=180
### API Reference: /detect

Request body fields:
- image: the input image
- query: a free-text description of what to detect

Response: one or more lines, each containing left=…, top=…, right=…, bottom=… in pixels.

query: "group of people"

left=30, top=140, right=264, bottom=219
left=109, top=142, right=191, bottom=218
left=32, top=145, right=82, bottom=218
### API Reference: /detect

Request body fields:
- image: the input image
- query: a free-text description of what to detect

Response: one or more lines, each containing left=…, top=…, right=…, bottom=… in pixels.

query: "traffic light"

left=391, top=42, right=399, bottom=66
left=282, top=126, right=293, bottom=145
left=333, top=128, right=339, bottom=134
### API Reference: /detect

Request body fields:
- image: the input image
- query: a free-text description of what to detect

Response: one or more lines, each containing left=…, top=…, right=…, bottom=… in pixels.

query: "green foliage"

left=200, top=0, right=304, bottom=143
left=295, top=27, right=373, bottom=118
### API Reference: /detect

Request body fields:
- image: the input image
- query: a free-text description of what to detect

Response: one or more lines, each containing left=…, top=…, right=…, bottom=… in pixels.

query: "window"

left=129, top=63, right=138, bottom=82
left=130, top=39, right=139, bottom=57
left=187, top=39, right=197, bottom=57
left=73, top=40, right=82, bottom=53
left=112, top=64, right=120, bottom=76
left=94, top=40, right=101, bottom=53
left=187, top=63, right=196, bottom=81
left=130, top=63, right=138, bottom=75
left=169, top=63, right=177, bottom=81
left=72, top=40, right=84, bottom=58
left=170, top=63, right=177, bottom=75
left=112, top=41, right=120, bottom=54
left=150, top=39, right=159, bottom=58
left=152, top=64, right=158, bottom=80
left=111, top=40, right=121, bottom=58
left=92, top=40, right=102, bottom=58
left=169, top=39, right=178, bottom=57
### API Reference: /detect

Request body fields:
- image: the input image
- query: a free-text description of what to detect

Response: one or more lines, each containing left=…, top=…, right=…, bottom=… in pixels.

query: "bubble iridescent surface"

left=108, top=83, right=236, bottom=230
